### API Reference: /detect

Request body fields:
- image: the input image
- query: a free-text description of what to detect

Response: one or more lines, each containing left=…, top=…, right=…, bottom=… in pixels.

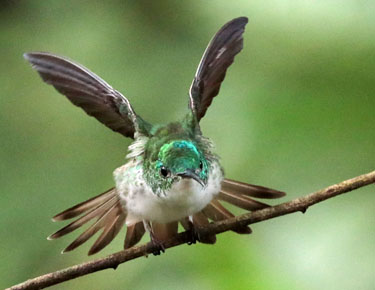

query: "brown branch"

left=8, top=171, right=375, bottom=290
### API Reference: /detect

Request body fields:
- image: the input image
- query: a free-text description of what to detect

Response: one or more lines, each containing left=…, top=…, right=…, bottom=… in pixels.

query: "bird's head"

left=144, top=140, right=208, bottom=195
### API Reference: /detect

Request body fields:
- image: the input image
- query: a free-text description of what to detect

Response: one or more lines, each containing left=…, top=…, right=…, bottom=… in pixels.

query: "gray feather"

left=24, top=52, right=151, bottom=138
left=189, top=17, right=248, bottom=121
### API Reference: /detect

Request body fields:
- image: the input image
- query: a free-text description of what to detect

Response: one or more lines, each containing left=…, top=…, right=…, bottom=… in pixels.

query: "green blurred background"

left=1, top=1, right=374, bottom=289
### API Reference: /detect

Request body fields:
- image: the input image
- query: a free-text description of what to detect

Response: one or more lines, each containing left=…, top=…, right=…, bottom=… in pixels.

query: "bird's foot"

left=150, top=235, right=165, bottom=256
left=143, top=220, right=166, bottom=256
left=187, top=220, right=201, bottom=245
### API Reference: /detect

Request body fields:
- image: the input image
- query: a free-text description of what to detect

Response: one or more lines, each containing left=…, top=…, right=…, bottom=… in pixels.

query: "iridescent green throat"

left=144, top=139, right=209, bottom=195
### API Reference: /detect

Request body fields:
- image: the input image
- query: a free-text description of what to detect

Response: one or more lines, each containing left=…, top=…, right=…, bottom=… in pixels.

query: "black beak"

left=178, top=170, right=206, bottom=187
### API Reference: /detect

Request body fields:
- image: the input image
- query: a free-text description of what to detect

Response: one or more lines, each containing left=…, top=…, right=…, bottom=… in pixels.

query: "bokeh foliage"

left=0, top=1, right=374, bottom=289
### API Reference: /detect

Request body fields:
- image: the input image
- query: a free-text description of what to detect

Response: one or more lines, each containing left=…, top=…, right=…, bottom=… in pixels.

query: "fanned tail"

left=49, top=179, right=285, bottom=255
left=151, top=222, right=179, bottom=242
left=221, top=178, right=285, bottom=199
left=48, top=188, right=127, bottom=255
left=51, top=187, right=117, bottom=221
left=180, top=213, right=217, bottom=244
left=197, top=178, right=285, bottom=242
left=124, top=222, right=145, bottom=249
left=202, top=199, right=252, bottom=234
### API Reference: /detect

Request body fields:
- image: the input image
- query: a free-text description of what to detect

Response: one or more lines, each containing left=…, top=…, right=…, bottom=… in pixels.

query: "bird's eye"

left=160, top=166, right=170, bottom=178
left=199, top=161, right=203, bottom=170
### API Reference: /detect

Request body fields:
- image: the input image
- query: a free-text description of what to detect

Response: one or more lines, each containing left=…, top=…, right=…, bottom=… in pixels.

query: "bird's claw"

left=187, top=224, right=201, bottom=245
left=150, top=236, right=165, bottom=256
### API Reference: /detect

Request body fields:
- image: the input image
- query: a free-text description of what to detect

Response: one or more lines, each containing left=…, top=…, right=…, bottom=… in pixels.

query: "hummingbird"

left=24, top=17, right=285, bottom=256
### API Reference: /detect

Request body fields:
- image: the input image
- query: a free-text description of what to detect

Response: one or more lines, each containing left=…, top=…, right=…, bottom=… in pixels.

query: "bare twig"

left=8, top=171, right=375, bottom=290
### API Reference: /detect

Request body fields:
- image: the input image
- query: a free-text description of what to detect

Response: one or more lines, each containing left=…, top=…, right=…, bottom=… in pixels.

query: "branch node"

left=300, top=206, right=308, bottom=214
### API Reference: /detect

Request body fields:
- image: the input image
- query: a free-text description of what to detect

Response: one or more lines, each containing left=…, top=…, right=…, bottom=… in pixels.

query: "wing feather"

left=24, top=52, right=150, bottom=138
left=189, top=17, right=248, bottom=121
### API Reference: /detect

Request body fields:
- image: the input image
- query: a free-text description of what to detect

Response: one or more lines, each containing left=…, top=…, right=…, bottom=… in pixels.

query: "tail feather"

left=124, top=222, right=145, bottom=249
left=203, top=199, right=234, bottom=220
left=151, top=222, right=178, bottom=242
left=62, top=204, right=117, bottom=253
left=48, top=188, right=127, bottom=255
left=52, top=188, right=116, bottom=221
left=88, top=203, right=126, bottom=255
left=62, top=201, right=126, bottom=254
left=49, top=179, right=285, bottom=254
left=48, top=194, right=118, bottom=240
left=219, top=190, right=270, bottom=211
left=179, top=218, right=191, bottom=231
left=203, top=199, right=252, bottom=234
left=182, top=212, right=217, bottom=244
left=222, top=178, right=285, bottom=199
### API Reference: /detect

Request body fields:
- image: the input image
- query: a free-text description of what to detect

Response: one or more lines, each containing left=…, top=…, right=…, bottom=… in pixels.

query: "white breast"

left=114, top=160, right=223, bottom=224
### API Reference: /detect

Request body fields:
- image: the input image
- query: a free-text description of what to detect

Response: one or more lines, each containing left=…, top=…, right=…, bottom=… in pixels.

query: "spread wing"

left=24, top=52, right=150, bottom=138
left=189, top=17, right=248, bottom=121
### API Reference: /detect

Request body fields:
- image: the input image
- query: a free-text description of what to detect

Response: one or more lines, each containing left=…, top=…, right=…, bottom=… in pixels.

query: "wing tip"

left=23, top=52, right=30, bottom=60
left=235, top=16, right=249, bottom=24
left=225, top=16, right=248, bottom=30
left=23, top=51, right=42, bottom=62
left=23, top=51, right=50, bottom=59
